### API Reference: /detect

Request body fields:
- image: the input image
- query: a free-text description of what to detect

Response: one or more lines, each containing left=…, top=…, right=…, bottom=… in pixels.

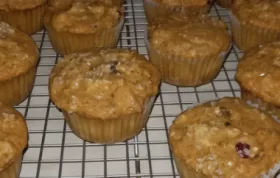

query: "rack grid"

left=18, top=0, right=242, bottom=177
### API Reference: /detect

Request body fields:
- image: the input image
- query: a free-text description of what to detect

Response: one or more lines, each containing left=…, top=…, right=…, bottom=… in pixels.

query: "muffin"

left=230, top=0, right=280, bottom=51
left=44, top=0, right=124, bottom=55
left=216, top=0, right=232, bottom=8
left=143, top=0, right=213, bottom=23
left=0, top=102, right=28, bottom=178
left=0, top=22, right=39, bottom=106
left=146, top=14, right=230, bottom=87
left=236, top=41, right=280, bottom=118
left=49, top=49, right=161, bottom=143
left=0, top=0, right=47, bottom=35
left=169, top=97, right=280, bottom=178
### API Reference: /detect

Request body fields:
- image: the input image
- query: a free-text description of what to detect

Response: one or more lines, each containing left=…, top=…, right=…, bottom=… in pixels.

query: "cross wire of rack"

left=17, top=0, right=241, bottom=177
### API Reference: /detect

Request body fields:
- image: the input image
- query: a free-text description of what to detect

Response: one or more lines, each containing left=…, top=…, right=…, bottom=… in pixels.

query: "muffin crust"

left=169, top=97, right=280, bottom=177
left=0, top=103, right=27, bottom=171
left=148, top=14, right=230, bottom=58
left=0, top=22, right=38, bottom=81
left=236, top=42, right=280, bottom=107
left=51, top=0, right=124, bottom=34
left=153, top=0, right=211, bottom=7
left=232, top=0, right=280, bottom=30
left=50, top=49, right=161, bottom=119
left=0, top=0, right=46, bottom=10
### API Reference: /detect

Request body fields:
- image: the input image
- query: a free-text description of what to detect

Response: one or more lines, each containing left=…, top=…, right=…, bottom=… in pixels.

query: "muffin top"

left=50, top=0, right=124, bottom=34
left=169, top=97, right=280, bottom=177
left=153, top=0, right=211, bottom=7
left=0, top=103, right=28, bottom=171
left=0, top=0, right=46, bottom=10
left=236, top=42, right=280, bottom=107
left=50, top=49, right=161, bottom=119
left=148, top=14, right=230, bottom=58
left=232, top=0, right=280, bottom=30
left=0, top=22, right=39, bottom=81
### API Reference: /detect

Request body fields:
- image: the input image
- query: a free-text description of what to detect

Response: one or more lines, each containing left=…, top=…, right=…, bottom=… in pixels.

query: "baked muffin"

left=169, top=97, right=280, bottom=178
left=236, top=41, right=280, bottom=118
left=0, top=22, right=39, bottom=106
left=146, top=14, right=230, bottom=87
left=44, top=0, right=124, bottom=55
left=0, top=102, right=28, bottom=178
left=230, top=0, right=280, bottom=51
left=0, top=0, right=47, bottom=35
left=144, top=0, right=213, bottom=23
left=49, top=49, right=161, bottom=143
left=216, top=0, right=232, bottom=8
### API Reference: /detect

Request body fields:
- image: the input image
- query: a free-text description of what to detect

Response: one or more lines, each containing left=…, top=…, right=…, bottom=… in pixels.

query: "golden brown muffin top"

left=232, top=0, right=280, bottom=31
left=236, top=42, right=280, bottom=107
left=50, top=49, right=161, bottom=120
left=50, top=0, right=124, bottom=34
left=0, top=0, right=46, bottom=10
left=169, top=97, right=280, bottom=178
left=0, top=103, right=28, bottom=171
left=153, top=0, right=211, bottom=7
left=0, top=22, right=39, bottom=81
left=148, top=14, right=230, bottom=58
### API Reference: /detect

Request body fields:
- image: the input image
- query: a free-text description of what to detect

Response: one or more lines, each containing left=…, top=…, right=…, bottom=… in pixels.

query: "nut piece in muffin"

left=0, top=0, right=47, bottom=35
left=0, top=102, right=28, bottom=178
left=45, top=0, right=125, bottom=55
left=169, top=97, right=280, bottom=178
left=49, top=49, right=161, bottom=143
left=236, top=41, right=280, bottom=118
left=146, top=14, right=230, bottom=86
left=0, top=22, right=39, bottom=106
left=230, top=0, right=280, bottom=50
left=143, top=0, right=213, bottom=23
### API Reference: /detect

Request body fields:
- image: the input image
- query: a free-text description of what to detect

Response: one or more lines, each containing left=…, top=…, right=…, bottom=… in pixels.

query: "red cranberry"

left=235, top=142, right=250, bottom=159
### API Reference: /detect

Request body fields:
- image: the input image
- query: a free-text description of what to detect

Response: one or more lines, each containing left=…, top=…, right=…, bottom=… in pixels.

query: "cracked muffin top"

left=232, top=0, right=280, bottom=31
left=148, top=14, right=230, bottom=58
left=0, top=22, right=38, bottom=81
left=169, top=97, right=280, bottom=177
left=0, top=0, right=46, bottom=10
left=236, top=41, right=280, bottom=107
left=0, top=102, right=28, bottom=171
left=49, top=49, right=161, bottom=119
left=48, top=0, right=124, bottom=34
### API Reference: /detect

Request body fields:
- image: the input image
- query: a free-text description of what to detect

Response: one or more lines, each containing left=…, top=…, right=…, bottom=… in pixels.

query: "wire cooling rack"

left=17, top=0, right=242, bottom=177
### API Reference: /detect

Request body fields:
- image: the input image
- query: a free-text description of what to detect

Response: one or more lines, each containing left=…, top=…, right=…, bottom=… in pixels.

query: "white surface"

left=18, top=0, right=245, bottom=177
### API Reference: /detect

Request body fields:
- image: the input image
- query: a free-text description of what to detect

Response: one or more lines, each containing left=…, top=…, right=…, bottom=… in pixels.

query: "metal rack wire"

left=18, top=0, right=241, bottom=177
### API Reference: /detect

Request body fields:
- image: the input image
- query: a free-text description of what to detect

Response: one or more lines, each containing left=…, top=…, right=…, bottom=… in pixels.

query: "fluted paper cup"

left=0, top=4, right=46, bottom=35
left=63, top=97, right=155, bottom=144
left=143, top=0, right=212, bottom=23
left=230, top=11, right=280, bottom=51
left=45, top=10, right=124, bottom=55
left=0, top=67, right=36, bottom=106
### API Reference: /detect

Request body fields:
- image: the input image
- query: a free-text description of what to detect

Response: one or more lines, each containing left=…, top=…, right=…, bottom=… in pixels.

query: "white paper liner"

left=144, top=28, right=231, bottom=86
left=170, top=97, right=280, bottom=178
